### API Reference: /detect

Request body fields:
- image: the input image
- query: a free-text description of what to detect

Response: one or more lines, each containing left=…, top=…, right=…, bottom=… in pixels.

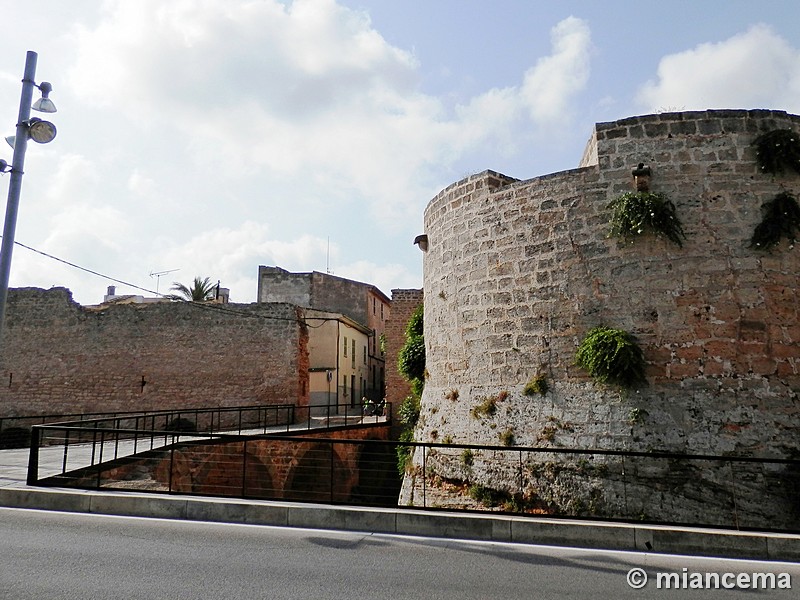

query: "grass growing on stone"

left=523, top=375, right=548, bottom=396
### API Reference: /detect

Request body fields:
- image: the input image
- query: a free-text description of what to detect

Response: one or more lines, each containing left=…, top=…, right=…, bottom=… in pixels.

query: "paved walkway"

left=2, top=414, right=388, bottom=488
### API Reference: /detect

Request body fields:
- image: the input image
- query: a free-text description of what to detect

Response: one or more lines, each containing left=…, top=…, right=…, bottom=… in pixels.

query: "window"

left=380, top=303, right=383, bottom=319
left=363, top=345, right=367, bottom=365
left=343, top=336, right=347, bottom=357
left=373, top=297, right=376, bottom=315
left=351, top=339, right=356, bottom=368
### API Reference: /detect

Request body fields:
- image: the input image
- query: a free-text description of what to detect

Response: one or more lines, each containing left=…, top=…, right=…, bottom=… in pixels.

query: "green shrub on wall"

left=750, top=191, right=800, bottom=250
left=607, top=191, right=686, bottom=247
left=575, top=326, right=646, bottom=388
left=753, top=129, right=800, bottom=175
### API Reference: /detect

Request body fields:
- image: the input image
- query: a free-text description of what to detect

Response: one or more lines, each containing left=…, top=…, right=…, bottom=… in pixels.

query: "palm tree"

left=170, top=276, right=217, bottom=302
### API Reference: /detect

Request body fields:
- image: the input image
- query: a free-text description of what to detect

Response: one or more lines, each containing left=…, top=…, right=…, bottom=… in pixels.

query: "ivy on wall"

left=607, top=191, right=686, bottom=247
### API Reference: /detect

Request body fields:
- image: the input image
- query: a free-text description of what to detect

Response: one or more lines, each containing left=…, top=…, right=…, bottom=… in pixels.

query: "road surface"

left=1, top=507, right=797, bottom=599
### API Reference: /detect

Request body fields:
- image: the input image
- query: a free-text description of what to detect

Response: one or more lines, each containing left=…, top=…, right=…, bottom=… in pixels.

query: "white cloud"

left=5, top=3, right=595, bottom=305
left=637, top=24, right=800, bottom=113
left=520, top=16, right=592, bottom=124
left=67, top=5, right=593, bottom=227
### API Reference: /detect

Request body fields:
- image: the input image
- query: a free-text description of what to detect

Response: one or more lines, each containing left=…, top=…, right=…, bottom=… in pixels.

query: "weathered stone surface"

left=0, top=288, right=309, bottom=416
left=403, top=110, right=800, bottom=528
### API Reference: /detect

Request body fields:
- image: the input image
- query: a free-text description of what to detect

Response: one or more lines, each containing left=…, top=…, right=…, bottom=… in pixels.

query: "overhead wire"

left=9, top=239, right=353, bottom=329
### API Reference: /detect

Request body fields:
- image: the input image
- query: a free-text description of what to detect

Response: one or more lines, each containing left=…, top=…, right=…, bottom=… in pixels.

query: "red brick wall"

left=0, top=287, right=308, bottom=417
left=385, top=289, right=423, bottom=421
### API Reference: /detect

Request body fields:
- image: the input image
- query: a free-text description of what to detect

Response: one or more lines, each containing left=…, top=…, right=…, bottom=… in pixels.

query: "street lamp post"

left=0, top=51, right=57, bottom=352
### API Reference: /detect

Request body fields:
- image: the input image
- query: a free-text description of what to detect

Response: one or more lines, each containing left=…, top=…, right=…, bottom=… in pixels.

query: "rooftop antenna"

left=326, top=237, right=331, bottom=274
left=149, top=268, right=179, bottom=295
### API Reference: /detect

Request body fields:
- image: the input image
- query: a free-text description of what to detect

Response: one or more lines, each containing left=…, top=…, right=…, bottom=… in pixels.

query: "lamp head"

left=27, top=118, right=57, bottom=144
left=32, top=81, right=57, bottom=113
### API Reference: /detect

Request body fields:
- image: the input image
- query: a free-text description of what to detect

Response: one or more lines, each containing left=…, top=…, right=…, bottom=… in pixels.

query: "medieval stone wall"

left=0, top=288, right=308, bottom=417
left=402, top=110, right=800, bottom=522
left=385, top=289, right=423, bottom=424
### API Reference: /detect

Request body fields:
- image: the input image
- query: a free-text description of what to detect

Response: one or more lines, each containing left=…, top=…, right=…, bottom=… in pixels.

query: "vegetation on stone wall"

left=750, top=191, right=800, bottom=250
left=523, top=374, right=548, bottom=396
left=470, top=390, right=508, bottom=419
left=396, top=303, right=425, bottom=474
left=575, top=326, right=646, bottom=388
left=397, top=304, right=425, bottom=396
left=753, top=129, right=800, bottom=175
left=607, top=191, right=686, bottom=247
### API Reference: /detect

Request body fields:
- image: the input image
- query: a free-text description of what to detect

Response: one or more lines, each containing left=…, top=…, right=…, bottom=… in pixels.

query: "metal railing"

left=24, top=402, right=390, bottom=486
left=24, top=427, right=800, bottom=532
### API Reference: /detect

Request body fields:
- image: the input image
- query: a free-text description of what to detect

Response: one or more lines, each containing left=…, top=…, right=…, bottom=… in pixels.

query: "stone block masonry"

left=403, top=110, right=800, bottom=525
left=0, top=288, right=309, bottom=417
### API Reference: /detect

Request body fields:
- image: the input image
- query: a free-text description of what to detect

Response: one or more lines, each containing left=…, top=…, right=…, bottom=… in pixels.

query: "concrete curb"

left=1, top=486, right=798, bottom=562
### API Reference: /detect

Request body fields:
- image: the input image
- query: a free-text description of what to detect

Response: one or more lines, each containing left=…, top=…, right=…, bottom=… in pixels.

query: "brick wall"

left=0, top=287, right=309, bottom=417
left=385, top=289, right=423, bottom=420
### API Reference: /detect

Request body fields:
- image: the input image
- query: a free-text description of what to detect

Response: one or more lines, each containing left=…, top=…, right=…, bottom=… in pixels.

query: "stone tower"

left=401, top=110, right=800, bottom=528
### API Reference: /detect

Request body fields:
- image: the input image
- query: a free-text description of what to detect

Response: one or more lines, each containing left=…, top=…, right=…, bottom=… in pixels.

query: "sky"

left=1, top=0, right=799, bottom=305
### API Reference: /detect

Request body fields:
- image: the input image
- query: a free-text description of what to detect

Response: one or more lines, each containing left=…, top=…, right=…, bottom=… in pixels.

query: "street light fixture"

left=0, top=51, right=57, bottom=352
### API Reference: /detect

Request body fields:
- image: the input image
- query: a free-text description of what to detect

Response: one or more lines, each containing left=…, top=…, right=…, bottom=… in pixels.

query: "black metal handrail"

left=25, top=402, right=391, bottom=486
left=23, top=425, right=800, bottom=533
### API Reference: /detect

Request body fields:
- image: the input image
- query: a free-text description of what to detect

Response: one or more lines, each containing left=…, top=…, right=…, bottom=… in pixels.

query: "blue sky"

left=1, top=1, right=799, bottom=304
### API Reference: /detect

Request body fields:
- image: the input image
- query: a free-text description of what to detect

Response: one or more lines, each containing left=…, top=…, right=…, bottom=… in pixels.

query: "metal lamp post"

left=0, top=51, right=57, bottom=351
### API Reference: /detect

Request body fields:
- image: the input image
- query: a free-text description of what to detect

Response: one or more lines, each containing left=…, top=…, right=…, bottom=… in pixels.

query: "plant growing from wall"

left=575, top=326, right=646, bottom=388
left=750, top=191, right=800, bottom=250
left=396, top=394, right=420, bottom=474
left=499, top=428, right=515, bottom=447
left=753, top=129, right=800, bottom=175
left=523, top=374, right=548, bottom=396
left=607, top=191, right=686, bottom=247
left=398, top=304, right=425, bottom=397
left=396, top=303, right=425, bottom=475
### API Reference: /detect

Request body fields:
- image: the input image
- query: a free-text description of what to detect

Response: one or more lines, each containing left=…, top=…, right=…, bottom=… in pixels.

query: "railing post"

left=90, top=425, right=98, bottom=466
left=168, top=444, right=175, bottom=492
left=114, top=418, right=120, bottom=460
left=422, top=445, right=427, bottom=508
left=728, top=459, right=740, bottom=530
left=329, top=441, right=335, bottom=503
left=242, top=439, right=248, bottom=497
left=62, top=429, right=70, bottom=474
left=26, top=426, right=41, bottom=485
left=96, top=429, right=106, bottom=489
left=621, top=454, right=629, bottom=519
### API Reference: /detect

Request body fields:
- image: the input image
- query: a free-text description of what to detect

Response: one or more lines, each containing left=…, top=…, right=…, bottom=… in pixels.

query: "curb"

left=1, top=486, right=798, bottom=562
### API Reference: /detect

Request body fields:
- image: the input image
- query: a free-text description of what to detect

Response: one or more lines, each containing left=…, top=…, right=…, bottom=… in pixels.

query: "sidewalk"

left=2, top=445, right=799, bottom=562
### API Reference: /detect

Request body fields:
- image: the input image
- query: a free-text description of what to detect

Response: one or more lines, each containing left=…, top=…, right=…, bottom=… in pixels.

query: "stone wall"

left=0, top=287, right=309, bottom=417
left=385, top=289, right=423, bottom=422
left=403, top=110, right=800, bottom=522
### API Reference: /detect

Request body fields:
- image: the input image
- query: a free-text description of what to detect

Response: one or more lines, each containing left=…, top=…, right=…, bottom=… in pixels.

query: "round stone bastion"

left=400, top=109, right=800, bottom=527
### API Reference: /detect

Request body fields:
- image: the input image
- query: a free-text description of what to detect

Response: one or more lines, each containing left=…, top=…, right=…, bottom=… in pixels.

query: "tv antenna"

left=149, top=268, right=180, bottom=294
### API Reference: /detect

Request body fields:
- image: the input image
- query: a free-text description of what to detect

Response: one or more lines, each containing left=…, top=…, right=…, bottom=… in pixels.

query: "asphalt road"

left=1, top=507, right=797, bottom=599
